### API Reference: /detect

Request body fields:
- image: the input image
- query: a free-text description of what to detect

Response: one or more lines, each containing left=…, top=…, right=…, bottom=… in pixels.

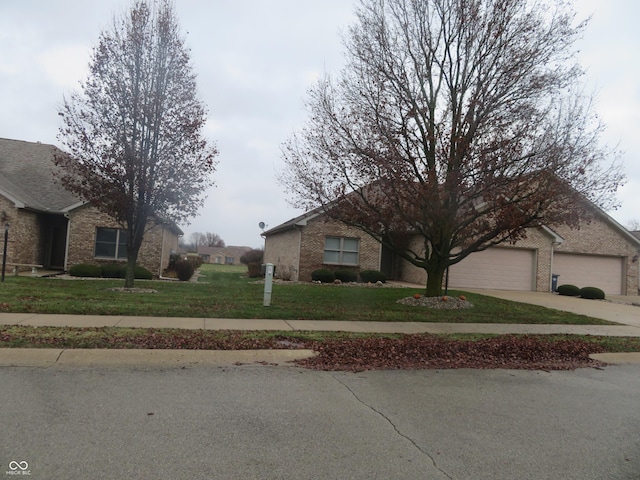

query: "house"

left=196, top=245, right=251, bottom=266
left=0, top=138, right=182, bottom=276
left=263, top=204, right=640, bottom=295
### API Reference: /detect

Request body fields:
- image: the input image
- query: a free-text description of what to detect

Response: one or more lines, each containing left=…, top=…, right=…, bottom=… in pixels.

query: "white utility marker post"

left=263, top=263, right=274, bottom=306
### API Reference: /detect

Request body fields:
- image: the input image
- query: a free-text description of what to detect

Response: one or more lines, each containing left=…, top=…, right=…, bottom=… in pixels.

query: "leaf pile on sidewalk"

left=297, top=335, right=606, bottom=372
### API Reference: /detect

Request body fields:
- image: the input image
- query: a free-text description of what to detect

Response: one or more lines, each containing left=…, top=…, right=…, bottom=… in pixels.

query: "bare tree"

left=56, top=0, right=218, bottom=287
left=282, top=0, right=623, bottom=296
left=190, top=232, right=225, bottom=248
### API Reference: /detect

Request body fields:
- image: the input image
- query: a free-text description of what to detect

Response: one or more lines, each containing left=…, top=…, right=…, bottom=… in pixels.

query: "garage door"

left=448, top=248, right=535, bottom=291
left=553, top=253, right=623, bottom=295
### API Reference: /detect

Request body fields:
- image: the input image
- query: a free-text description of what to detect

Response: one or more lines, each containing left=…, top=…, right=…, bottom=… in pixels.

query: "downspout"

left=550, top=241, right=561, bottom=292
left=295, top=225, right=302, bottom=282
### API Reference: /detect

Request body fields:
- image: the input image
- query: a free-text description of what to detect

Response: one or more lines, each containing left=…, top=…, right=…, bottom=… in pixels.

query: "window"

left=94, top=228, right=128, bottom=260
left=323, top=236, right=359, bottom=265
left=225, top=257, right=234, bottom=265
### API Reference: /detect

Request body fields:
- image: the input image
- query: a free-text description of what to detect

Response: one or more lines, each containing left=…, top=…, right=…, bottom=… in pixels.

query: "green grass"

left=0, top=264, right=614, bottom=324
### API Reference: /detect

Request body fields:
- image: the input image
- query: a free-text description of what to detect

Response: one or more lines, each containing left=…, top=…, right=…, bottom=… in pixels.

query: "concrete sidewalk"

left=1, top=312, right=640, bottom=336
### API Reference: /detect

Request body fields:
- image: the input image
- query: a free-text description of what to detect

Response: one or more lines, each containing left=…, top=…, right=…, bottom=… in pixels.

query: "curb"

left=589, top=352, right=640, bottom=365
left=0, top=348, right=316, bottom=368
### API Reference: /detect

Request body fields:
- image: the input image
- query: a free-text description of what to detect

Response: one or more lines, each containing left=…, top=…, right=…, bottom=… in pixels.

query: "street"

left=1, top=364, right=639, bottom=479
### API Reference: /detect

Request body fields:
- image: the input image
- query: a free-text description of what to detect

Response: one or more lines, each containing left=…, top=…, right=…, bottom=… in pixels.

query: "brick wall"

left=552, top=216, right=639, bottom=295
left=263, top=229, right=301, bottom=281
left=297, top=216, right=380, bottom=282
left=67, top=204, right=178, bottom=276
left=0, top=197, right=42, bottom=269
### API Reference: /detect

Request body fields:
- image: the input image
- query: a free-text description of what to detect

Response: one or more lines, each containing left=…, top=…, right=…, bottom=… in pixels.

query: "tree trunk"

left=124, top=254, right=137, bottom=288
left=424, top=264, right=447, bottom=297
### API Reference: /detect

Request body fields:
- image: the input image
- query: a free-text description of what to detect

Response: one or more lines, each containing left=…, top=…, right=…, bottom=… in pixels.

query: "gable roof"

left=262, top=208, right=323, bottom=236
left=0, top=138, right=81, bottom=213
left=197, top=245, right=252, bottom=258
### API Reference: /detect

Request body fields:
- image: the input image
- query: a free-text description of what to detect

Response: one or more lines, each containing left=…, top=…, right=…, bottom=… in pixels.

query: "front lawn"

left=0, top=264, right=614, bottom=325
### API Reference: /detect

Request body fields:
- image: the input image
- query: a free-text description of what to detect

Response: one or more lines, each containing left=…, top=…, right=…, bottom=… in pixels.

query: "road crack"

left=331, top=373, right=453, bottom=480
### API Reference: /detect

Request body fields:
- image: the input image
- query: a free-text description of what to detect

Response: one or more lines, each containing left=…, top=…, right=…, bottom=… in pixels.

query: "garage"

left=448, top=248, right=536, bottom=291
left=553, top=253, right=624, bottom=295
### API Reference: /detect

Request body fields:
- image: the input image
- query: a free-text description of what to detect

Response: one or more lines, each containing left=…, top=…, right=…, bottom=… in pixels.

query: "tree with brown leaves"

left=56, top=0, right=218, bottom=287
left=282, top=0, right=623, bottom=296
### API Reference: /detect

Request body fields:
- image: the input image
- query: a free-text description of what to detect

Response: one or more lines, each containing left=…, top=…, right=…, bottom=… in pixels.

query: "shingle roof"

left=0, top=138, right=81, bottom=213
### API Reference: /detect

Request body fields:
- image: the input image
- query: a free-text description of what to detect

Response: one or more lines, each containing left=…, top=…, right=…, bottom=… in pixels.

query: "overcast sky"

left=1, top=1, right=638, bottom=247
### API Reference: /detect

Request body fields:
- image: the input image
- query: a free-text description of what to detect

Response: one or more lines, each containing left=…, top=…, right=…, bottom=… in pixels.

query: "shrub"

left=101, top=264, right=124, bottom=278
left=579, top=286, right=605, bottom=300
left=241, top=249, right=264, bottom=265
left=311, top=269, right=335, bottom=283
left=173, top=260, right=195, bottom=282
left=247, top=262, right=263, bottom=278
left=335, top=269, right=358, bottom=283
left=556, top=284, right=580, bottom=297
left=69, top=264, right=102, bottom=278
left=186, top=254, right=203, bottom=269
left=360, top=270, right=386, bottom=283
left=131, top=265, right=153, bottom=280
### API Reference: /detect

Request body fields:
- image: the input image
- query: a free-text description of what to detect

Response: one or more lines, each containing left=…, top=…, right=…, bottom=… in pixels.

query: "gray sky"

left=1, top=1, right=638, bottom=247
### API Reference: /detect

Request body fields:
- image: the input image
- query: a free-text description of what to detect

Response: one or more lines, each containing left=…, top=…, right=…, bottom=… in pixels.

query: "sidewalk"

left=1, top=312, right=640, bottom=336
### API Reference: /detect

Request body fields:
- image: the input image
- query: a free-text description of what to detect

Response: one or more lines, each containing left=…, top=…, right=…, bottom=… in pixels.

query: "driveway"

left=465, top=289, right=640, bottom=327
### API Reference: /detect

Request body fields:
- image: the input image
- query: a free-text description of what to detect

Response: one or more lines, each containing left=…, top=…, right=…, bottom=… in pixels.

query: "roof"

left=197, top=245, right=252, bottom=258
left=264, top=199, right=640, bottom=249
left=262, top=208, right=323, bottom=236
left=0, top=138, right=81, bottom=213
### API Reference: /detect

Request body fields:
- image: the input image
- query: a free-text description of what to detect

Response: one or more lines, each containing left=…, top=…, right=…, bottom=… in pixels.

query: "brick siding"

left=67, top=204, right=178, bottom=276
left=263, top=229, right=301, bottom=281
left=297, top=216, right=380, bottom=282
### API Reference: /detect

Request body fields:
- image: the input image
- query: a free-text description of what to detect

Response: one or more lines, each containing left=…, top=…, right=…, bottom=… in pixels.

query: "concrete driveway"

left=466, top=289, right=640, bottom=327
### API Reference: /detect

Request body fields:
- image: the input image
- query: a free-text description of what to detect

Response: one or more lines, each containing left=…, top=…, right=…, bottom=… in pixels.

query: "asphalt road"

left=1, top=364, right=639, bottom=480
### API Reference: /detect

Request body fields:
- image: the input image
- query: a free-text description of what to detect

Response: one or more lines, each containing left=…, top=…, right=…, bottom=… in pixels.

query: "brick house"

left=0, top=138, right=182, bottom=276
left=263, top=205, right=640, bottom=295
left=196, top=245, right=251, bottom=266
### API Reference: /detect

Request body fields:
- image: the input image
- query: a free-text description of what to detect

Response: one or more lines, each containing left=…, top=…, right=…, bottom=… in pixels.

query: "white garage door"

left=448, top=248, right=535, bottom=291
left=553, top=253, right=623, bottom=295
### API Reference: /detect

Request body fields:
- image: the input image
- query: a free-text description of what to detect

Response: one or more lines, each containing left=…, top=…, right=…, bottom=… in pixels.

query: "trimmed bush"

left=579, top=286, right=605, bottom=300
left=174, top=260, right=195, bottom=282
left=131, top=265, right=153, bottom=280
left=186, top=254, right=204, bottom=269
left=247, top=262, right=263, bottom=278
left=69, top=264, right=102, bottom=278
left=241, top=249, right=264, bottom=265
left=335, top=269, right=358, bottom=283
left=360, top=270, right=387, bottom=283
left=101, top=264, right=124, bottom=278
left=556, top=284, right=580, bottom=297
left=311, top=269, right=335, bottom=283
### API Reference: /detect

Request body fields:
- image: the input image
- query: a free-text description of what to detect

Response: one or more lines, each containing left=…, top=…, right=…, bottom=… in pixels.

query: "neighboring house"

left=196, top=245, right=251, bottom=266
left=263, top=204, right=640, bottom=295
left=0, top=138, right=182, bottom=276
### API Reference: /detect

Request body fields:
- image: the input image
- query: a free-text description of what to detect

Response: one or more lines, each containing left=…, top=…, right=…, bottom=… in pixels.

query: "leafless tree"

left=282, top=0, right=623, bottom=296
left=190, top=232, right=225, bottom=248
left=56, top=0, right=218, bottom=287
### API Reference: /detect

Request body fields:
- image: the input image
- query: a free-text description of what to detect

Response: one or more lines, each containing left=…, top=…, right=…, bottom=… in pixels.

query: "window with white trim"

left=94, top=228, right=128, bottom=260
left=323, top=236, right=359, bottom=265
